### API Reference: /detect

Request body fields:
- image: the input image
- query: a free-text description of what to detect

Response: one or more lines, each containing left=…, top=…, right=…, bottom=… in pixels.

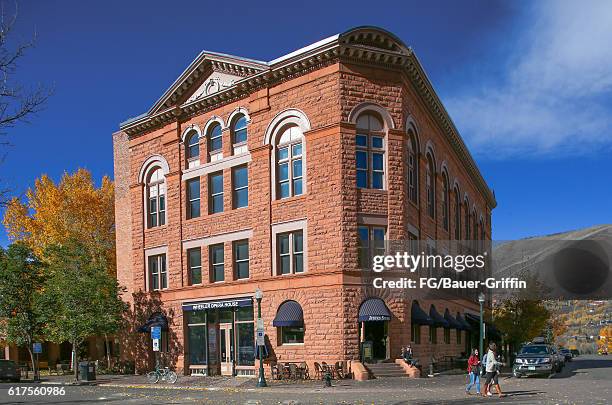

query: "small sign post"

left=151, top=326, right=162, bottom=368
left=33, top=343, right=42, bottom=381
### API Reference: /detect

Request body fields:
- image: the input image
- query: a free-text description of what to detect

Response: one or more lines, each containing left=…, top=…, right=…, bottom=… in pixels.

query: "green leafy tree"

left=38, top=241, right=125, bottom=380
left=493, top=298, right=550, bottom=350
left=0, top=243, right=45, bottom=378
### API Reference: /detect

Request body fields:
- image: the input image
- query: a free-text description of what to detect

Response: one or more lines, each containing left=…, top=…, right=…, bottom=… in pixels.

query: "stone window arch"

left=264, top=109, right=310, bottom=200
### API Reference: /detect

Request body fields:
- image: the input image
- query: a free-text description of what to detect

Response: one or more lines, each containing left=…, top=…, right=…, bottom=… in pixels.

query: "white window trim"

left=182, top=153, right=251, bottom=182
left=144, top=245, right=169, bottom=291
left=182, top=229, right=253, bottom=251
left=271, top=219, right=308, bottom=276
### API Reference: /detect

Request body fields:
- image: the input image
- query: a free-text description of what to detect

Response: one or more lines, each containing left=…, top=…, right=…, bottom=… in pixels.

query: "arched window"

left=232, top=114, right=248, bottom=145
left=185, top=130, right=199, bottom=161
left=464, top=199, right=470, bottom=241
left=208, top=123, right=223, bottom=156
left=407, top=130, right=418, bottom=204
left=356, top=113, right=385, bottom=189
left=453, top=187, right=461, bottom=240
left=146, top=167, right=166, bottom=228
left=472, top=209, right=478, bottom=251
left=277, top=125, right=303, bottom=199
left=441, top=172, right=449, bottom=231
left=425, top=154, right=435, bottom=218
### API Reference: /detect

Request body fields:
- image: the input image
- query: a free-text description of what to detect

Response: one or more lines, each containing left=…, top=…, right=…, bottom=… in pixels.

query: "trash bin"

left=79, top=361, right=96, bottom=381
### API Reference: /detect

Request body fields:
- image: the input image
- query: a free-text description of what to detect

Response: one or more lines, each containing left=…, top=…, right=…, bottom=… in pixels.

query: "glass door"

left=219, top=324, right=234, bottom=375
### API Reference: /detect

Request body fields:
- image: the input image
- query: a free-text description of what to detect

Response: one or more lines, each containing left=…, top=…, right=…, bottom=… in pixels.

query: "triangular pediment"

left=148, top=52, right=268, bottom=115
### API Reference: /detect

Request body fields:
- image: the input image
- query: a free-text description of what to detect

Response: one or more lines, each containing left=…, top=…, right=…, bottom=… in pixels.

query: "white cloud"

left=445, top=0, right=612, bottom=158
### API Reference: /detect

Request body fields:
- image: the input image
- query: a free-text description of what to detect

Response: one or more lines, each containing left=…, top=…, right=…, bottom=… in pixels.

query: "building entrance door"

left=219, top=324, right=234, bottom=376
left=362, top=321, right=389, bottom=360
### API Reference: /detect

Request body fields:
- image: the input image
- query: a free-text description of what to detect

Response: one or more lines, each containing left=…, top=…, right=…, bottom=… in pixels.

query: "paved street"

left=0, top=355, right=609, bottom=404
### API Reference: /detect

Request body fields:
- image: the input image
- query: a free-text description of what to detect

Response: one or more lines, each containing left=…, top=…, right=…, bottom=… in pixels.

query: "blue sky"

left=1, top=0, right=610, bottom=245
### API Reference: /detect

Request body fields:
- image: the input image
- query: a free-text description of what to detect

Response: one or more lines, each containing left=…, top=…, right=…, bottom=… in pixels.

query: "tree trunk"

left=26, top=347, right=36, bottom=381
left=104, top=333, right=111, bottom=370
left=72, top=341, right=78, bottom=381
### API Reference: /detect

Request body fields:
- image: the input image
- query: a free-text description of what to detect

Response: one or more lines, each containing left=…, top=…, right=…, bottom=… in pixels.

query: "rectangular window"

left=209, top=172, right=223, bottom=214
left=277, top=230, right=304, bottom=275
left=148, top=254, right=167, bottom=291
left=444, top=328, right=451, bottom=344
left=148, top=197, right=158, bottom=227
left=280, top=326, right=304, bottom=344
left=457, top=329, right=462, bottom=345
left=429, top=326, right=437, bottom=344
left=187, top=178, right=200, bottom=219
left=188, top=248, right=202, bottom=285
left=187, top=311, right=207, bottom=366
left=233, top=240, right=249, bottom=280
left=232, top=166, right=248, bottom=209
left=358, top=226, right=386, bottom=269
left=277, top=142, right=303, bottom=199
left=159, top=194, right=166, bottom=226
left=355, top=134, right=384, bottom=189
left=210, top=244, right=224, bottom=282
left=411, top=324, right=421, bottom=344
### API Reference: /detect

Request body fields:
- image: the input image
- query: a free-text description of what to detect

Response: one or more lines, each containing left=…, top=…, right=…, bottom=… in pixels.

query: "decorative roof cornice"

left=120, top=26, right=496, bottom=208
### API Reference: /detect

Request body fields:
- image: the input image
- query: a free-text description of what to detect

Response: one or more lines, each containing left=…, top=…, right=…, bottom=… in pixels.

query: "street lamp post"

left=478, top=292, right=486, bottom=359
left=255, top=288, right=267, bottom=388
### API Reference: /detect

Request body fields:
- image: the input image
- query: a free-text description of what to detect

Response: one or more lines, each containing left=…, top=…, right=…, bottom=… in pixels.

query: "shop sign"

left=183, top=298, right=252, bottom=311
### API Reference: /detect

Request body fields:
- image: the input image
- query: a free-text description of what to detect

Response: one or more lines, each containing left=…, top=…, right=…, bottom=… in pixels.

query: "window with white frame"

left=148, top=254, right=167, bottom=291
left=185, top=130, right=200, bottom=167
left=426, top=154, right=435, bottom=218
left=208, top=123, right=223, bottom=158
left=356, top=113, right=385, bottom=189
left=454, top=189, right=461, bottom=240
left=188, top=247, right=202, bottom=285
left=232, top=114, right=248, bottom=155
left=442, top=173, right=450, bottom=231
left=209, top=244, right=224, bottom=282
left=407, top=132, right=418, bottom=203
left=358, top=225, right=386, bottom=269
left=209, top=171, right=223, bottom=214
left=464, top=200, right=471, bottom=241
left=233, top=239, right=249, bottom=279
left=232, top=165, right=248, bottom=209
left=276, top=126, right=303, bottom=199
left=146, top=167, right=166, bottom=228
left=187, top=178, right=200, bottom=219
left=277, top=230, right=304, bottom=275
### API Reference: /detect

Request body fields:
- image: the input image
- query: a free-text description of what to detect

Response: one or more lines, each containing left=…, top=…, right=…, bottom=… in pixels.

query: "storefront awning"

left=273, top=300, right=304, bottom=327
left=358, top=297, right=391, bottom=322
left=444, top=309, right=462, bottom=329
left=455, top=313, right=472, bottom=331
left=411, top=301, right=433, bottom=325
left=429, top=305, right=449, bottom=328
left=138, top=312, right=168, bottom=333
left=465, top=312, right=481, bottom=325
left=182, top=297, right=252, bottom=311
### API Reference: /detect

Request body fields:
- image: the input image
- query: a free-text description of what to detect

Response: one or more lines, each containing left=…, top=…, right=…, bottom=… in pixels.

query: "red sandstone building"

left=113, top=26, right=496, bottom=378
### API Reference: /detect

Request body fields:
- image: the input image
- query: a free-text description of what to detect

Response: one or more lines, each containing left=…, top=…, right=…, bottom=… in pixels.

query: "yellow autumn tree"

left=3, top=169, right=115, bottom=273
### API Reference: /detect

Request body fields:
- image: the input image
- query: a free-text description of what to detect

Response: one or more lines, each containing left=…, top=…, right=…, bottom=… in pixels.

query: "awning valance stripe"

left=429, top=305, right=449, bottom=328
left=273, top=300, right=304, bottom=327
left=358, top=298, right=391, bottom=322
left=411, top=301, right=433, bottom=325
left=444, top=309, right=462, bottom=330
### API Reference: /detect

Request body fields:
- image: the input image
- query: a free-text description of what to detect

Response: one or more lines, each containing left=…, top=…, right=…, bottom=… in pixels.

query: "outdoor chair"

left=335, top=361, right=345, bottom=379
left=313, top=362, right=323, bottom=380
left=289, top=363, right=300, bottom=380
left=300, top=362, right=310, bottom=379
left=270, top=362, right=281, bottom=380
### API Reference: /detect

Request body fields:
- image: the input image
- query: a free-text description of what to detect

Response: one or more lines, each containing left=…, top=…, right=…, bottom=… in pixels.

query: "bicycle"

left=146, top=366, right=178, bottom=384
